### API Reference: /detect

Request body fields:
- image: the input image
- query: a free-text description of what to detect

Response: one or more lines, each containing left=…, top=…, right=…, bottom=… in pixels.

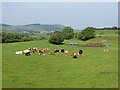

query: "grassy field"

left=2, top=30, right=118, bottom=88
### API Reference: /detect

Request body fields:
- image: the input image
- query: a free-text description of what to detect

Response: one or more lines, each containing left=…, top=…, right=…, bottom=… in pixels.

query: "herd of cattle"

left=15, top=47, right=85, bottom=59
left=16, top=47, right=110, bottom=59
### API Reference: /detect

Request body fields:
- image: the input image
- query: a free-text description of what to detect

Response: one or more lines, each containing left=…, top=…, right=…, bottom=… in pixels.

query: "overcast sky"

left=2, top=2, right=118, bottom=29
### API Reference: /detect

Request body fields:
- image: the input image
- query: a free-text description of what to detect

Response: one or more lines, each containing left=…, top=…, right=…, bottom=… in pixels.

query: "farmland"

left=2, top=30, right=118, bottom=88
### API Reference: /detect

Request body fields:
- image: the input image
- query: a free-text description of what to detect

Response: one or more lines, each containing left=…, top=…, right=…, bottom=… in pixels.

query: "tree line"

left=92, top=26, right=118, bottom=30
left=49, top=27, right=96, bottom=44
left=1, top=26, right=118, bottom=44
left=1, top=32, right=47, bottom=43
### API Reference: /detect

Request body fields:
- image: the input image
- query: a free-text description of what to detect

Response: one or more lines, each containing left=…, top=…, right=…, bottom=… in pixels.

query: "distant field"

left=95, top=30, right=118, bottom=36
left=1, top=24, right=64, bottom=34
left=2, top=30, right=118, bottom=88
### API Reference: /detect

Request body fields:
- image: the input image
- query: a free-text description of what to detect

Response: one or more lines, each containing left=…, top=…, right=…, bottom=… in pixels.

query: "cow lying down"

left=104, top=49, right=110, bottom=52
left=24, top=50, right=30, bottom=53
left=39, top=48, right=49, bottom=52
left=65, top=53, right=76, bottom=56
left=64, top=51, right=68, bottom=53
left=55, top=49, right=68, bottom=53
left=49, top=52, right=55, bottom=55
left=39, top=53, right=45, bottom=55
left=16, top=51, right=23, bottom=54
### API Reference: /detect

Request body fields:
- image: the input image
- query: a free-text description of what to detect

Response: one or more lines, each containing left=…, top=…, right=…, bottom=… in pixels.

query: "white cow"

left=16, top=51, right=23, bottom=54
left=64, top=51, right=68, bottom=53
left=24, top=50, right=30, bottom=53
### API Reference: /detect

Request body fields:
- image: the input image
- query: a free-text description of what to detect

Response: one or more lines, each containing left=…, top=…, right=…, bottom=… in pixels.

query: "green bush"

left=2, top=32, right=22, bottom=43
left=49, top=31, right=64, bottom=44
left=61, top=26, right=74, bottom=40
left=78, top=27, right=95, bottom=41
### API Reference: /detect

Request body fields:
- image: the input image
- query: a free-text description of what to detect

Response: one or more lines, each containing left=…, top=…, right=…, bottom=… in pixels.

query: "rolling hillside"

left=0, top=24, right=65, bottom=33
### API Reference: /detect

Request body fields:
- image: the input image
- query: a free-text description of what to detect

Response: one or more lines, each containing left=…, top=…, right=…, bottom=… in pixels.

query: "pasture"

left=2, top=30, right=118, bottom=88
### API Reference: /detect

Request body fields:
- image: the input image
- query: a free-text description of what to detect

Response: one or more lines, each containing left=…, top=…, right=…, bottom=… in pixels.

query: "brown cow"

left=79, top=54, right=84, bottom=56
left=104, top=49, right=110, bottom=52
left=65, top=53, right=75, bottom=56
left=49, top=52, right=55, bottom=55
left=43, top=51, right=50, bottom=54
left=39, top=48, right=49, bottom=51
left=31, top=50, right=35, bottom=53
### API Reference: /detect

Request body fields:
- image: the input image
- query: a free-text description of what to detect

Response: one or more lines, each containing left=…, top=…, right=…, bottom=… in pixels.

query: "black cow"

left=54, top=50, right=60, bottom=53
left=61, top=49, right=64, bottom=52
left=73, top=55, right=77, bottom=59
left=78, top=50, right=83, bottom=54
left=25, top=52, right=30, bottom=56
left=39, top=50, right=43, bottom=53
left=28, top=48, right=31, bottom=50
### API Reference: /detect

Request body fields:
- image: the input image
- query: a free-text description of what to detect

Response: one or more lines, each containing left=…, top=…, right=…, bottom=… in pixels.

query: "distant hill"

left=0, top=24, right=12, bottom=26
left=0, top=23, right=65, bottom=33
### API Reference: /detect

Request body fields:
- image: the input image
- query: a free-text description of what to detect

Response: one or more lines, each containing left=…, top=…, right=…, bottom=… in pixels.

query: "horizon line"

left=0, top=23, right=118, bottom=29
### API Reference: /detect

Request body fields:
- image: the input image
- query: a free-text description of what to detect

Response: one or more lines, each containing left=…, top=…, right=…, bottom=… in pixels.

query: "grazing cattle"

left=16, top=51, right=23, bottom=54
left=39, top=48, right=49, bottom=51
left=104, top=49, right=109, bottom=52
left=38, top=50, right=43, bottom=53
left=31, top=50, right=35, bottom=53
left=28, top=48, right=31, bottom=50
left=78, top=50, right=84, bottom=56
left=32, top=49, right=36, bottom=52
left=33, top=47, right=38, bottom=51
left=79, top=54, right=84, bottom=56
left=61, top=49, right=64, bottom=52
left=64, top=51, right=68, bottom=53
left=65, top=53, right=75, bottom=56
left=24, top=50, right=30, bottom=53
left=73, top=55, right=77, bottom=59
left=39, top=53, right=45, bottom=55
left=78, top=50, right=83, bottom=55
left=49, top=52, right=55, bottom=55
left=36, top=48, right=38, bottom=51
left=54, top=49, right=60, bottom=53
left=43, top=51, right=50, bottom=54
left=25, top=52, right=30, bottom=56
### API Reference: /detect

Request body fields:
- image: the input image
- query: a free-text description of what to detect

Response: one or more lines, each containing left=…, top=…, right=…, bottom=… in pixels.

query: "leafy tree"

left=74, top=32, right=78, bottom=38
left=49, top=31, right=64, bottom=44
left=61, top=26, right=74, bottom=39
left=62, top=26, right=74, bottom=33
left=2, top=32, right=22, bottom=43
left=78, top=27, right=95, bottom=41
left=1, top=32, right=48, bottom=43
left=112, top=26, right=117, bottom=30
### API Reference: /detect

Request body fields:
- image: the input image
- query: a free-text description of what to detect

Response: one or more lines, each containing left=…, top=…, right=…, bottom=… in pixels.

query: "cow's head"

left=47, top=48, right=49, bottom=50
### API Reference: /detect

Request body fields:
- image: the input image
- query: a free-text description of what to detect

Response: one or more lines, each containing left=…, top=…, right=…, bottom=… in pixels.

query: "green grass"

left=95, top=30, right=118, bottom=36
left=2, top=31, right=118, bottom=88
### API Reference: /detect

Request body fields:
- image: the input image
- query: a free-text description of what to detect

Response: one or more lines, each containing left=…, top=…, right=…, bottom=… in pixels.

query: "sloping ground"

left=1, top=24, right=65, bottom=33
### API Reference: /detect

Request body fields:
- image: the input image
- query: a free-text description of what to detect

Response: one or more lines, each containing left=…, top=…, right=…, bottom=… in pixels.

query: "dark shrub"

left=49, top=31, right=64, bottom=44
left=61, top=26, right=74, bottom=40
left=78, top=27, right=95, bottom=41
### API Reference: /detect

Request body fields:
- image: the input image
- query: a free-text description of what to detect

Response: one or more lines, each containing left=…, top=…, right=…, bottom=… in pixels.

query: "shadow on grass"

left=53, top=43, right=65, bottom=45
